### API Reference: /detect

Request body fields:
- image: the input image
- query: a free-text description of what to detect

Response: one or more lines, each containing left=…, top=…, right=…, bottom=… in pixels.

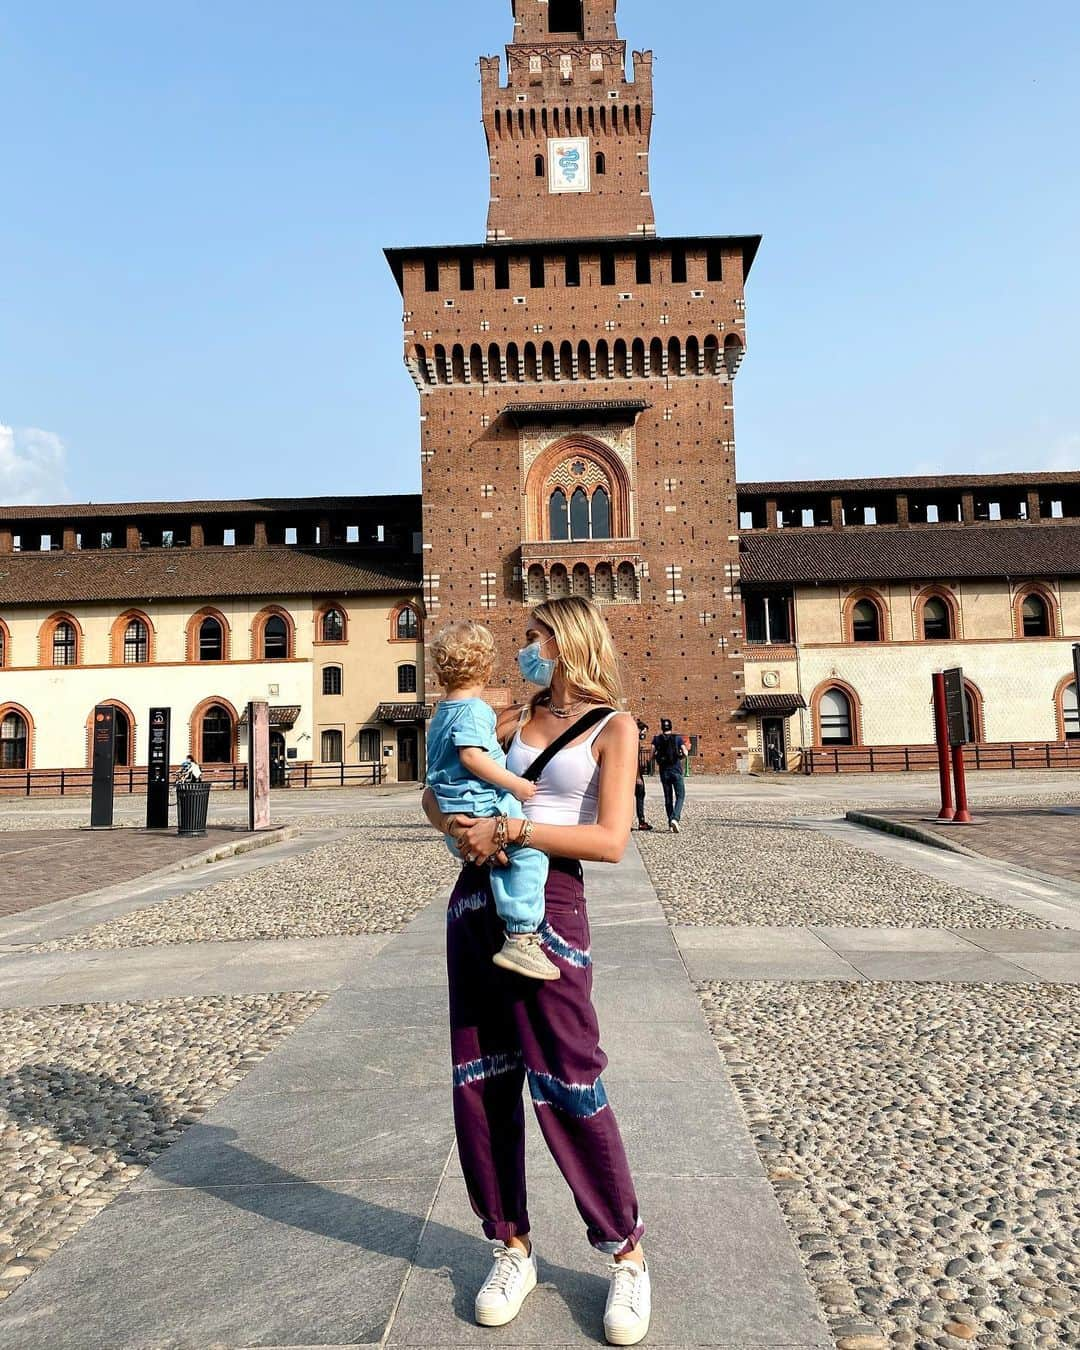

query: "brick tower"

left=386, top=0, right=761, bottom=770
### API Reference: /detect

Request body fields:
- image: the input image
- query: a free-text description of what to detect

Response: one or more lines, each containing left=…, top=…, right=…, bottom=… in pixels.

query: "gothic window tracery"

left=543, top=455, right=616, bottom=542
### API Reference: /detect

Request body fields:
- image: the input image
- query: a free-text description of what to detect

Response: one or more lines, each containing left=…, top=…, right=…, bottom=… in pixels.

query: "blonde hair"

left=531, top=596, right=624, bottom=709
left=431, top=619, right=497, bottom=690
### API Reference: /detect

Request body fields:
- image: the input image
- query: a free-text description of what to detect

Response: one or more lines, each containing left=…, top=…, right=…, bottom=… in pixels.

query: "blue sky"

left=1, top=0, right=1078, bottom=506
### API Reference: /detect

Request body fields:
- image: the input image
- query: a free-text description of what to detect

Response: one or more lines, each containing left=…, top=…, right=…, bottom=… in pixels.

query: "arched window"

left=123, top=619, right=149, bottom=664
left=723, top=335, right=744, bottom=380
left=535, top=154, right=545, bottom=177
left=0, top=621, right=8, bottom=668
left=52, top=620, right=77, bottom=666
left=570, top=487, right=591, bottom=539
left=470, top=344, right=484, bottom=383
left=321, top=730, right=344, bottom=763
left=922, top=596, right=952, bottom=640
left=0, top=710, right=28, bottom=769
left=526, top=565, right=547, bottom=601
left=649, top=337, right=664, bottom=376
left=1064, top=682, right=1080, bottom=741
left=549, top=564, right=570, bottom=599
left=321, top=608, right=345, bottom=643
left=595, top=151, right=606, bottom=175
left=852, top=600, right=881, bottom=643
left=263, top=615, right=289, bottom=660
left=560, top=340, right=575, bottom=381
left=964, top=684, right=985, bottom=744
left=199, top=616, right=224, bottom=662
left=1021, top=593, right=1051, bottom=637
left=395, top=606, right=420, bottom=641
left=613, top=339, right=628, bottom=378
left=819, top=688, right=854, bottom=745
left=201, top=705, right=234, bottom=764
left=506, top=343, right=521, bottom=381
left=572, top=563, right=591, bottom=597
left=591, top=487, right=612, bottom=540
left=703, top=334, right=719, bottom=375
left=549, top=489, right=570, bottom=541
left=594, top=563, right=614, bottom=601
left=113, top=706, right=133, bottom=768
left=323, top=665, right=343, bottom=696
left=685, top=335, right=700, bottom=375
left=398, top=664, right=418, bottom=695
left=523, top=343, right=539, bottom=382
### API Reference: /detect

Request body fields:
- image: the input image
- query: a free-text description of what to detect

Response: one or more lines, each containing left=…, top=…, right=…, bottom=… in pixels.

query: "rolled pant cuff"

left=482, top=1217, right=531, bottom=1244
left=590, top=1219, right=645, bottom=1256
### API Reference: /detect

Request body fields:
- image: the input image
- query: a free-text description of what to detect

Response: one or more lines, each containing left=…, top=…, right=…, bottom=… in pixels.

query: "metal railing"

left=803, top=741, right=1080, bottom=775
left=0, top=762, right=387, bottom=798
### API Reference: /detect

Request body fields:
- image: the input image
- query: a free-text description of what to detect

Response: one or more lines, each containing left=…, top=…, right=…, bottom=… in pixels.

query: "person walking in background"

left=651, top=717, right=686, bottom=833
left=633, top=720, right=654, bottom=831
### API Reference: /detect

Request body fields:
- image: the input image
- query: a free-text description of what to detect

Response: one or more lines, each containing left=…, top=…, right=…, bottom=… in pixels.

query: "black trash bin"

left=176, top=780, right=211, bottom=838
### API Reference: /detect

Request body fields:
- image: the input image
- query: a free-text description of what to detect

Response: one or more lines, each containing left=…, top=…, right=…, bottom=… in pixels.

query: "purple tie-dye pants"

left=447, top=856, right=645, bottom=1255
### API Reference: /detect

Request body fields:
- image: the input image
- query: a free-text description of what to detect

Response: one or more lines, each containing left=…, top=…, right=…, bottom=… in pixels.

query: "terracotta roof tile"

left=739, top=523, right=1080, bottom=586
left=0, top=547, right=420, bottom=607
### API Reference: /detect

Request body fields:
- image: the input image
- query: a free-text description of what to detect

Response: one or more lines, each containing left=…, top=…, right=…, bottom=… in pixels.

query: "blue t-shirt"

left=426, top=697, right=509, bottom=818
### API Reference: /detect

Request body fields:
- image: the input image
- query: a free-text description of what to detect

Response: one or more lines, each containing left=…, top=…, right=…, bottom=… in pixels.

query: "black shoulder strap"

left=521, top=707, right=615, bottom=783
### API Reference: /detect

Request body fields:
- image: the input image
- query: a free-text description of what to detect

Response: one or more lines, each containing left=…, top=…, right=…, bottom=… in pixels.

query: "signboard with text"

left=942, top=668, right=971, bottom=748
left=90, top=705, right=116, bottom=829
left=147, top=707, right=171, bottom=829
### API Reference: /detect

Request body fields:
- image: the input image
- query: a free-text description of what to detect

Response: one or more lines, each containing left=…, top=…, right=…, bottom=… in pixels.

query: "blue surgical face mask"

left=517, top=639, right=557, bottom=688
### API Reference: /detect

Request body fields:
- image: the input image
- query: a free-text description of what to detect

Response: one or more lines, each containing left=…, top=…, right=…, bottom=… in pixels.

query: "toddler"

left=426, top=619, right=558, bottom=981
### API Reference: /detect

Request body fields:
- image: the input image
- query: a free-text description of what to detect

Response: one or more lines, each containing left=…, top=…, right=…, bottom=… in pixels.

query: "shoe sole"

left=604, top=1316, right=651, bottom=1346
left=475, top=1263, right=537, bottom=1326
left=492, top=952, right=561, bottom=980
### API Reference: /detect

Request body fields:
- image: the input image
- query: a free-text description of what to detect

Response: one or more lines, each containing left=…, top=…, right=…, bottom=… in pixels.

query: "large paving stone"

left=844, top=950, right=1041, bottom=981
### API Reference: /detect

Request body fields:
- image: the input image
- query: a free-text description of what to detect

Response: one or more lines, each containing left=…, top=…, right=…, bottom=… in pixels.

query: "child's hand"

left=512, top=777, right=537, bottom=803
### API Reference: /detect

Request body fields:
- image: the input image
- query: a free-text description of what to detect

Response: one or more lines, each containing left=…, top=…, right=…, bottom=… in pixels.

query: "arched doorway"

left=270, top=731, right=287, bottom=787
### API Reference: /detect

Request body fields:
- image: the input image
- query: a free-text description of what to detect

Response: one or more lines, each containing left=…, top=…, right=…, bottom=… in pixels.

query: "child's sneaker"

left=493, top=932, right=561, bottom=981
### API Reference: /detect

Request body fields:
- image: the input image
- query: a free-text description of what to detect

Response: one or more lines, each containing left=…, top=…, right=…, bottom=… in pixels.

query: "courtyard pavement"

left=0, top=775, right=1076, bottom=1349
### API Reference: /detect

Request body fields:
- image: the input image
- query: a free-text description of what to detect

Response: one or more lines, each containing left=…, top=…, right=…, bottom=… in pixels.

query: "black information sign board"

left=146, top=707, right=171, bottom=829
left=942, top=667, right=971, bottom=748
left=90, top=704, right=116, bottom=829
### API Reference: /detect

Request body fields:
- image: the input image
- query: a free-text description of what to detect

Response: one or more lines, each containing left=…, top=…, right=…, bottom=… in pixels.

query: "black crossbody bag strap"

left=521, top=707, right=615, bottom=783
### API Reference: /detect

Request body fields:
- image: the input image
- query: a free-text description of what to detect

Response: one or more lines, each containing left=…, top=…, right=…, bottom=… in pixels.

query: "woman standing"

left=422, top=596, right=651, bottom=1346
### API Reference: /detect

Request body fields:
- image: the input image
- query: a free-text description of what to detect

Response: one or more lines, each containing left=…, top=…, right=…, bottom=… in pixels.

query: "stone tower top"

left=481, top=0, right=655, bottom=240
left=510, top=0, right=619, bottom=43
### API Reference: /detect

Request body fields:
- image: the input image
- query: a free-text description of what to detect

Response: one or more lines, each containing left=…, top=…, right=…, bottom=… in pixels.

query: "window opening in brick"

left=613, top=338, right=628, bottom=377
left=495, top=254, right=510, bottom=289
left=542, top=341, right=556, bottom=381
left=745, top=594, right=792, bottom=644
left=549, top=489, right=570, bottom=540
left=592, top=487, right=612, bottom=539
left=535, top=154, right=545, bottom=177
left=1022, top=593, right=1051, bottom=637
left=198, top=617, right=223, bottom=662
left=263, top=615, right=289, bottom=660
left=530, top=253, right=545, bottom=288
left=706, top=246, right=723, bottom=281
left=549, top=564, right=570, bottom=599
left=565, top=253, right=581, bottom=287
left=600, top=249, right=616, bottom=285
left=424, top=258, right=440, bottom=292
left=570, top=488, right=590, bottom=538
left=202, top=705, right=233, bottom=764
left=596, top=151, right=606, bottom=175
left=819, top=689, right=853, bottom=745
left=323, top=665, right=343, bottom=696
left=459, top=257, right=475, bottom=290
left=670, top=247, right=687, bottom=283
left=635, top=250, right=652, bottom=285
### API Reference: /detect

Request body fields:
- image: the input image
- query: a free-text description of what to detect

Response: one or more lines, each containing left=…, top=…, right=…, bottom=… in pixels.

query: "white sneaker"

left=669, top=819, right=680, bottom=834
left=604, top=1258, right=651, bottom=1346
left=474, top=1243, right=537, bottom=1327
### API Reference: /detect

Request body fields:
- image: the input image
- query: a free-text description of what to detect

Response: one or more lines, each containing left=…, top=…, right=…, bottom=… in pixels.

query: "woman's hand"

left=456, top=815, right=509, bottom=867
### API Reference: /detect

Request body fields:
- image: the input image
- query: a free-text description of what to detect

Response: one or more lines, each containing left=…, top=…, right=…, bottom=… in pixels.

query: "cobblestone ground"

left=698, top=981, right=1080, bottom=1350
left=0, top=993, right=326, bottom=1300
left=34, top=816, right=457, bottom=952
left=637, top=815, right=1058, bottom=928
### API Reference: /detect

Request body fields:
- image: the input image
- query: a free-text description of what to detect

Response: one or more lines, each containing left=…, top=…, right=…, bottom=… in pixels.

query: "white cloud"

left=0, top=424, right=70, bottom=505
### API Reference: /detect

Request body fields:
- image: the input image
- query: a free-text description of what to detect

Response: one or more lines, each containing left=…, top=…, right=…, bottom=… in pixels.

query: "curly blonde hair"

left=431, top=619, right=497, bottom=691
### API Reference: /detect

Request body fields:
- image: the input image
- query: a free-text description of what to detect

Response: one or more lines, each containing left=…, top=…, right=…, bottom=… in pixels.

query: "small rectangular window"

left=600, top=250, right=616, bottom=285
left=635, top=250, right=651, bottom=285
left=530, top=253, right=545, bottom=288
left=706, top=246, right=723, bottom=281
left=359, top=729, right=381, bottom=761
left=285, top=527, right=297, bottom=545
left=424, top=258, right=440, bottom=292
left=670, top=247, right=687, bottom=284
left=565, top=253, right=580, bottom=287
left=494, top=255, right=510, bottom=289
left=459, top=257, right=474, bottom=291
left=323, top=666, right=343, bottom=696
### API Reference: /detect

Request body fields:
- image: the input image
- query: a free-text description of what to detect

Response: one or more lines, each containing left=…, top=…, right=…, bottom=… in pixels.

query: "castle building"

left=386, top=0, right=757, bottom=770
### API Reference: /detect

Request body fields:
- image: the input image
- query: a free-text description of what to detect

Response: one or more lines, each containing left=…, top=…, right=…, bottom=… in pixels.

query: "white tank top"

left=505, top=711, right=621, bottom=825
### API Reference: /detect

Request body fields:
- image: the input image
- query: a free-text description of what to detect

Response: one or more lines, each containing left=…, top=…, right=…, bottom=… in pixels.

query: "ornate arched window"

left=1022, top=594, right=1049, bottom=637
left=549, top=489, right=569, bottom=541
left=536, top=445, right=624, bottom=543
left=42, top=614, right=81, bottom=667
left=570, top=487, right=590, bottom=539
left=919, top=593, right=955, bottom=641
left=123, top=618, right=149, bottom=664
left=0, top=708, right=29, bottom=769
left=321, top=607, right=346, bottom=643
left=592, top=487, right=611, bottom=539
left=394, top=605, right=421, bottom=642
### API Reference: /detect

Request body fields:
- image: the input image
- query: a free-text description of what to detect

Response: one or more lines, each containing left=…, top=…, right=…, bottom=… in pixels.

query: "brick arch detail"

left=525, top=435, right=632, bottom=541
left=913, top=586, right=961, bottom=642
left=0, top=702, right=35, bottom=770
left=963, top=679, right=986, bottom=744
left=109, top=610, right=156, bottom=664
left=83, top=699, right=138, bottom=768
left=1011, top=583, right=1060, bottom=639
left=189, top=696, right=240, bottom=763
left=0, top=618, right=10, bottom=668
left=315, top=601, right=349, bottom=645
left=186, top=608, right=231, bottom=663
left=1053, top=672, right=1078, bottom=742
left=842, top=588, right=889, bottom=643
left=390, top=601, right=424, bottom=644
left=250, top=605, right=295, bottom=661
left=39, top=611, right=84, bottom=667
left=810, top=679, right=863, bottom=747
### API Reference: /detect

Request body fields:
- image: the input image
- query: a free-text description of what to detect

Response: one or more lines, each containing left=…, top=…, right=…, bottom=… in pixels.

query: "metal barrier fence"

left=0, top=762, right=387, bottom=798
left=803, top=741, right=1080, bottom=775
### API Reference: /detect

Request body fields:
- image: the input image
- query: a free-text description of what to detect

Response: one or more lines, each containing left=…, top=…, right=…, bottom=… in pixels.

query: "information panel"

left=548, top=137, right=591, bottom=193
left=942, top=668, right=971, bottom=748
left=146, top=707, right=171, bottom=830
left=90, top=704, right=116, bottom=829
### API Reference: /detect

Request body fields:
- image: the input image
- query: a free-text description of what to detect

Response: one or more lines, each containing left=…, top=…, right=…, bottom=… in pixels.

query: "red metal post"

left=932, top=672, right=955, bottom=821
left=952, top=743, right=973, bottom=824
